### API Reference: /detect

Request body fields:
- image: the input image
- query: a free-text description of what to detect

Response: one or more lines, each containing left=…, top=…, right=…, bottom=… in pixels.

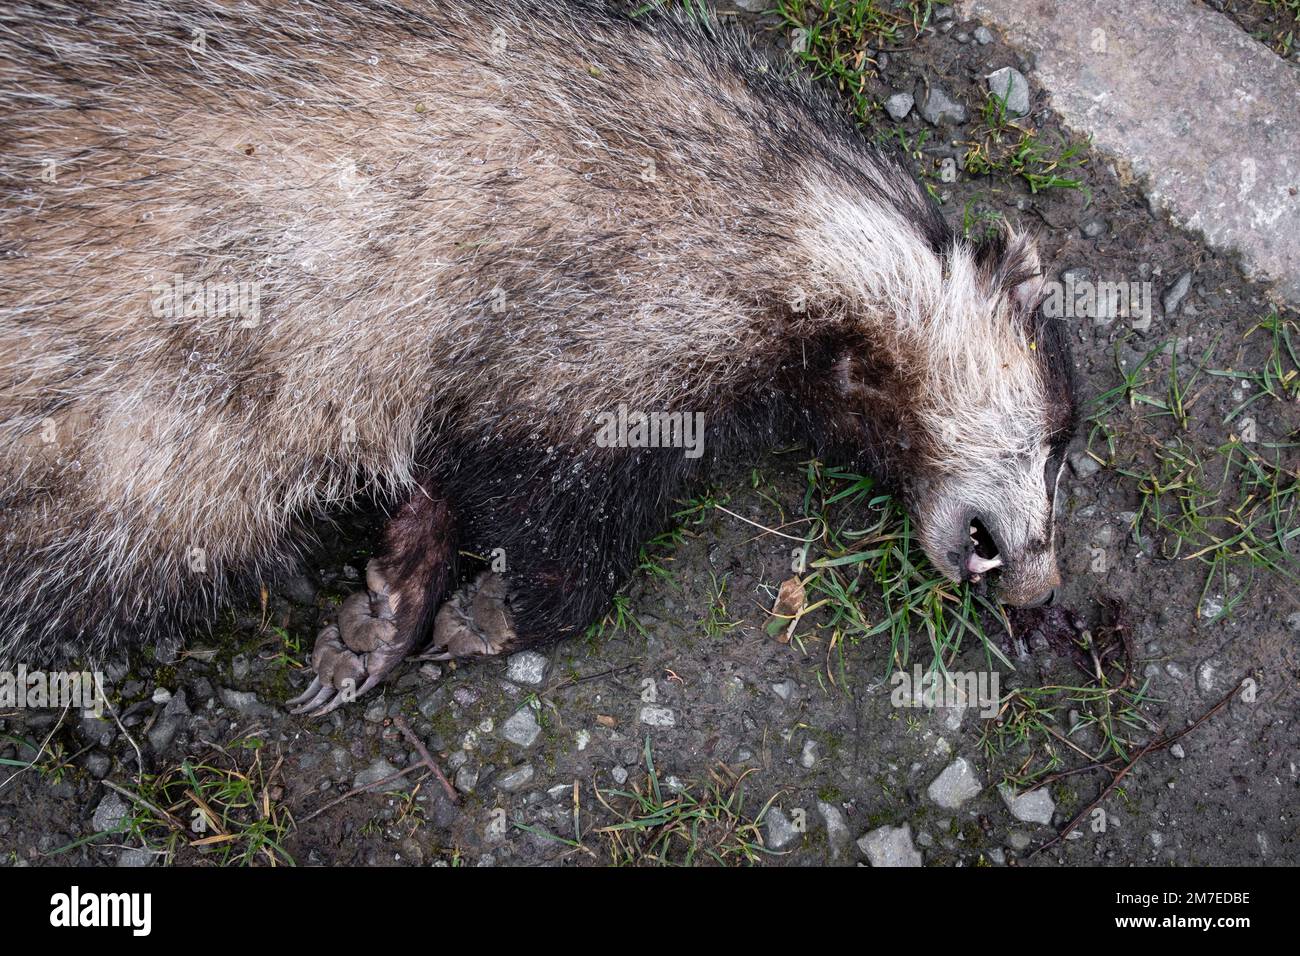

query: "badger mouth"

left=965, top=517, right=1003, bottom=582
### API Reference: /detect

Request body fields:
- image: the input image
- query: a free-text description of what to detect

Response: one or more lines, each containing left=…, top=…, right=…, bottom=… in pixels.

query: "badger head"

left=814, top=205, right=1076, bottom=608
left=905, top=227, right=1076, bottom=606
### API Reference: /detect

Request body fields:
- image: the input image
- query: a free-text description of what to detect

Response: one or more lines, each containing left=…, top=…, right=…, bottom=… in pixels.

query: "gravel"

left=354, top=757, right=401, bottom=792
left=987, top=66, right=1030, bottom=115
left=91, top=793, right=129, bottom=834
left=817, top=801, right=851, bottom=856
left=800, top=738, right=819, bottom=769
left=506, top=651, right=549, bottom=686
left=1162, top=271, right=1193, bottom=314
left=998, top=784, right=1056, bottom=825
left=496, top=764, right=535, bottom=792
left=502, top=705, right=542, bottom=747
left=927, top=757, right=983, bottom=809
left=764, top=808, right=801, bottom=851
left=639, top=705, right=676, bottom=727
left=885, top=91, right=914, bottom=120
left=857, top=824, right=923, bottom=867
left=918, top=84, right=967, bottom=125
left=1069, top=451, right=1101, bottom=479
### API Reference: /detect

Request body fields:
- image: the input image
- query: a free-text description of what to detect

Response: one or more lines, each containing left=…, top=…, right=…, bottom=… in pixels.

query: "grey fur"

left=0, top=0, right=1073, bottom=670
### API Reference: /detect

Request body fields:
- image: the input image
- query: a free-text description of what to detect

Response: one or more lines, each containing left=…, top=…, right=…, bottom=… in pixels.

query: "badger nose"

left=1021, top=586, right=1056, bottom=608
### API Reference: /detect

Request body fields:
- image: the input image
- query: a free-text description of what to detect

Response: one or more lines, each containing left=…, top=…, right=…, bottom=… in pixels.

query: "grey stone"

left=998, top=784, right=1056, bottom=825
left=1069, top=451, right=1101, bottom=478
left=927, top=757, right=983, bottom=809
left=452, top=686, right=480, bottom=708
left=417, top=686, right=449, bottom=720
left=938, top=704, right=964, bottom=733
left=502, top=705, right=542, bottom=747
left=354, top=757, right=401, bottom=792
left=497, top=764, right=534, bottom=792
left=506, top=651, right=549, bottom=686
left=1163, top=272, right=1193, bottom=314
left=639, top=705, right=675, bottom=728
left=611, top=766, right=628, bottom=785
left=148, top=690, right=190, bottom=751
left=1082, top=218, right=1108, bottom=238
left=764, top=808, right=801, bottom=851
left=918, top=84, right=967, bottom=126
left=84, top=752, right=112, bottom=779
left=800, top=738, right=819, bottom=769
left=771, top=680, right=795, bottom=703
left=857, top=824, right=923, bottom=867
left=218, top=687, right=268, bottom=717
left=1170, top=743, right=1186, bottom=759
left=147, top=716, right=183, bottom=752
left=1007, top=830, right=1033, bottom=850
left=986, top=66, right=1030, bottom=116
left=92, top=793, right=129, bottom=834
left=1197, top=658, right=1224, bottom=694
left=817, top=801, right=851, bottom=855
left=885, top=91, right=914, bottom=120
left=164, top=690, right=190, bottom=717
left=963, top=0, right=1300, bottom=304
left=454, top=765, right=479, bottom=793
left=974, top=25, right=994, bottom=44
left=117, top=848, right=156, bottom=868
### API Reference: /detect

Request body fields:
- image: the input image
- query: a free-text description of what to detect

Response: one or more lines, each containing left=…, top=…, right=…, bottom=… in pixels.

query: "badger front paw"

left=287, top=566, right=415, bottom=717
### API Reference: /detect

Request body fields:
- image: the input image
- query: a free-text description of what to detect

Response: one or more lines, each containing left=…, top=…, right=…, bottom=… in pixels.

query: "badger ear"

left=973, top=221, right=1044, bottom=313
left=1012, top=272, right=1047, bottom=313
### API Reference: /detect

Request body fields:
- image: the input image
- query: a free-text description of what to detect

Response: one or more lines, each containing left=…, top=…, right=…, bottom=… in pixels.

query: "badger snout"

left=928, top=507, right=1062, bottom=608
left=987, top=538, right=1062, bottom=608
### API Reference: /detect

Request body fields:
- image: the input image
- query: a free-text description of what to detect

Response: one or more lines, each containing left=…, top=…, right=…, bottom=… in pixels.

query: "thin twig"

left=393, top=714, right=458, bottom=805
left=299, top=765, right=429, bottom=824
left=106, top=698, right=147, bottom=782
left=1029, top=679, right=1244, bottom=857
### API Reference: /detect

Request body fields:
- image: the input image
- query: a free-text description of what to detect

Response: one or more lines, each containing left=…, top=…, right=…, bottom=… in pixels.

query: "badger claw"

left=286, top=676, right=325, bottom=708
left=288, top=565, right=414, bottom=718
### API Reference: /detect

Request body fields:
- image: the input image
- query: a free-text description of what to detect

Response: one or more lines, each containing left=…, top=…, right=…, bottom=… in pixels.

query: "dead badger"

left=0, top=0, right=1076, bottom=715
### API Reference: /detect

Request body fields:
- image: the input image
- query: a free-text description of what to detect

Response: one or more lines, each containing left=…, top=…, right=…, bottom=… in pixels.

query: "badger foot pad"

left=422, top=570, right=516, bottom=660
left=288, top=563, right=413, bottom=717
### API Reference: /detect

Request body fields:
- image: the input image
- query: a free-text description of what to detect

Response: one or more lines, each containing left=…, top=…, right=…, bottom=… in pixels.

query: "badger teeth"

left=967, top=552, right=1003, bottom=574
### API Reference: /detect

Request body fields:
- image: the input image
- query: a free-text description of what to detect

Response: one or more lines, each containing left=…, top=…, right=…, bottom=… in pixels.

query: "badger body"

left=1, top=0, right=1074, bottom=711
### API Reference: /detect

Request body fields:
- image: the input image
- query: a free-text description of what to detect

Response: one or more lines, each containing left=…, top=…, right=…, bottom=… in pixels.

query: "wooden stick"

left=1029, top=678, right=1243, bottom=857
left=393, top=714, right=459, bottom=805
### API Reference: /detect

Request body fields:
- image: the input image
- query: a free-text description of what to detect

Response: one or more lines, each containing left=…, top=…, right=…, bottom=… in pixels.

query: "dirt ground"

left=2, top=1, right=1297, bottom=867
